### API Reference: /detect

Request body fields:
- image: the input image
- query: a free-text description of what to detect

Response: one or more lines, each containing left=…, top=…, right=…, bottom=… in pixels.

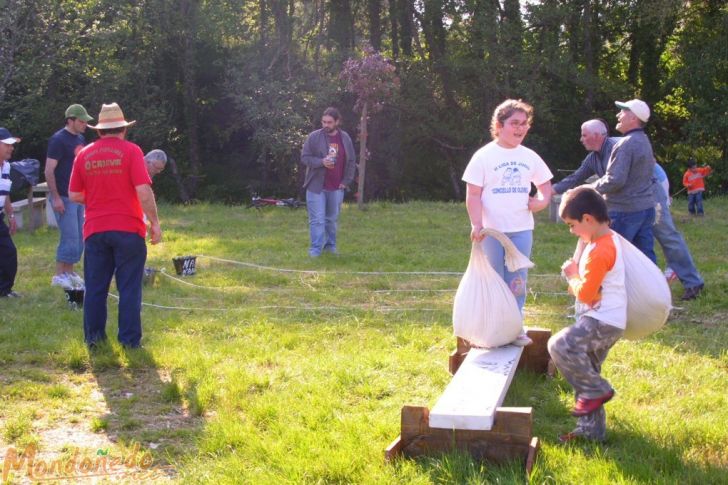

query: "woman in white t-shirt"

left=462, top=99, right=553, bottom=343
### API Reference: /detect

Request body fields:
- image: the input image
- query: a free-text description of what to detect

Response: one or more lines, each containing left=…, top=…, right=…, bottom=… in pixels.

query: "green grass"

left=0, top=198, right=726, bottom=484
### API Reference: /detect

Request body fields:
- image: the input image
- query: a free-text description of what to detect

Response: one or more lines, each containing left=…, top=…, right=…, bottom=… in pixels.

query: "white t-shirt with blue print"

left=463, top=141, right=553, bottom=232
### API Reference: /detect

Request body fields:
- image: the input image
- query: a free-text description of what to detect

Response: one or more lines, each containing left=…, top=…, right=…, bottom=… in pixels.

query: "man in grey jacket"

left=553, top=119, right=616, bottom=195
left=592, top=99, right=656, bottom=262
left=300, top=107, right=356, bottom=257
left=554, top=119, right=705, bottom=301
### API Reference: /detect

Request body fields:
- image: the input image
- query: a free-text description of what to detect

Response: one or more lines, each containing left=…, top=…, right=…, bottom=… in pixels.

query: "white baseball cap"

left=615, top=99, right=650, bottom=123
left=0, top=127, right=21, bottom=145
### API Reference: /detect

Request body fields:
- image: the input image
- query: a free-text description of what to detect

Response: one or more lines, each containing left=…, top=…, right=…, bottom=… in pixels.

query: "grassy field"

left=1, top=197, right=726, bottom=484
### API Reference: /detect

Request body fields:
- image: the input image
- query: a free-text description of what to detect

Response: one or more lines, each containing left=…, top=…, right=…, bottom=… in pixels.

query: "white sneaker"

left=68, top=272, right=85, bottom=288
left=512, top=333, right=533, bottom=347
left=51, top=273, right=73, bottom=289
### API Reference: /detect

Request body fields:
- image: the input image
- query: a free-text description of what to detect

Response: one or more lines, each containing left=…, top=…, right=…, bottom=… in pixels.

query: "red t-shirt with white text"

left=69, top=137, right=151, bottom=240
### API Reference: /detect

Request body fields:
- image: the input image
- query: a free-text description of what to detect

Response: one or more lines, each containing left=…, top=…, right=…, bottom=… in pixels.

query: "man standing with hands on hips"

left=69, top=103, right=162, bottom=349
left=46, top=104, right=93, bottom=289
left=300, top=107, right=356, bottom=257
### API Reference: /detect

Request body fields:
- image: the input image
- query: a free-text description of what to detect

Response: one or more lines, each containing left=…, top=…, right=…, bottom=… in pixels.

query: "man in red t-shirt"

left=69, top=103, right=162, bottom=349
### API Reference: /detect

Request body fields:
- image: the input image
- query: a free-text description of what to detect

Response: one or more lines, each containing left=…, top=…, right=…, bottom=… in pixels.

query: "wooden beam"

left=430, top=345, right=523, bottom=431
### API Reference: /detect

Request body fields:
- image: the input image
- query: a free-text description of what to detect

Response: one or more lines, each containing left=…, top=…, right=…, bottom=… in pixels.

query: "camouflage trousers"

left=548, top=315, right=624, bottom=441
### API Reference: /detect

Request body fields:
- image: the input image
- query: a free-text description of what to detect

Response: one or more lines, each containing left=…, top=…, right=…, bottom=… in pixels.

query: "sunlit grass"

left=0, top=198, right=726, bottom=483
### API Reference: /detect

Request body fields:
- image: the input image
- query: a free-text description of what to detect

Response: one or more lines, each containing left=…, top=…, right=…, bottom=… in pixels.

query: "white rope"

left=109, top=291, right=448, bottom=313
left=198, top=255, right=463, bottom=275
left=158, top=270, right=570, bottom=298
left=195, top=254, right=563, bottom=278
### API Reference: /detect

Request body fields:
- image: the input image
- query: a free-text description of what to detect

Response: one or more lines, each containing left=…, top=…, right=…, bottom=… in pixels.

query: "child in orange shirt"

left=549, top=186, right=626, bottom=443
left=683, top=158, right=712, bottom=216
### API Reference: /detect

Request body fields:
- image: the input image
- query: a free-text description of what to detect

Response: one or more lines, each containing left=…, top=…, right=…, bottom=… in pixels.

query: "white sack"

left=616, top=233, right=672, bottom=339
left=452, top=230, right=533, bottom=348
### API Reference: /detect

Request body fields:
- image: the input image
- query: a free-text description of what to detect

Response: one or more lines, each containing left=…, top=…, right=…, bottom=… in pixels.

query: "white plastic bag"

left=616, top=233, right=672, bottom=339
left=452, top=229, right=534, bottom=348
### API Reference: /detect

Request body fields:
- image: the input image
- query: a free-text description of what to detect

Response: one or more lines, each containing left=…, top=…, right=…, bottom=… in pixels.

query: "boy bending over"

left=549, top=186, right=626, bottom=443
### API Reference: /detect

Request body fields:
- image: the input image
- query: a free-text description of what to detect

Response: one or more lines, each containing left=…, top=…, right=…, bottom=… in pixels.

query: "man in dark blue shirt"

left=45, top=104, right=93, bottom=289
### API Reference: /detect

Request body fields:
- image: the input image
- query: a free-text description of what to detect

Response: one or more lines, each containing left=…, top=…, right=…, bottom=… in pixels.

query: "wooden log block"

left=448, top=337, right=472, bottom=375
left=384, top=436, right=403, bottom=462
left=430, top=345, right=523, bottom=431
left=526, top=436, right=540, bottom=476
left=518, top=328, right=552, bottom=374
left=399, top=406, right=533, bottom=463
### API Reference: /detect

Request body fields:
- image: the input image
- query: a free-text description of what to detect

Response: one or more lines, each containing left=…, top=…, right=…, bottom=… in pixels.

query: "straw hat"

left=88, top=103, right=136, bottom=130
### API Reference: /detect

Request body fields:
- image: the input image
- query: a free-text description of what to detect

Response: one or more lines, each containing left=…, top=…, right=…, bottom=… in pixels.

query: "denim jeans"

left=481, top=229, right=532, bottom=312
left=83, top=231, right=147, bottom=347
left=306, top=189, right=344, bottom=256
left=654, top=199, right=703, bottom=289
left=51, top=195, right=84, bottom=264
left=609, top=207, right=656, bottom=263
left=688, top=192, right=704, bottom=215
left=0, top=216, right=17, bottom=295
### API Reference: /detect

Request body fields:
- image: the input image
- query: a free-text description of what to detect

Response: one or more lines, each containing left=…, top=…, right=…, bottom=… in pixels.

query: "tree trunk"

left=388, top=0, right=399, bottom=59
left=180, top=0, right=202, bottom=198
left=367, top=0, right=382, bottom=51
left=357, top=102, right=369, bottom=209
left=166, top=157, right=191, bottom=203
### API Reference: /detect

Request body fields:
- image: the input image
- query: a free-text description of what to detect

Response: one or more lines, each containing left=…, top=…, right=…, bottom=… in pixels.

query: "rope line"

left=192, top=254, right=564, bottom=278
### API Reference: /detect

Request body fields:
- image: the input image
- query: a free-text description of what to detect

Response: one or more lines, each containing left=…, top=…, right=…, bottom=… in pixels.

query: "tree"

left=341, top=45, right=399, bottom=208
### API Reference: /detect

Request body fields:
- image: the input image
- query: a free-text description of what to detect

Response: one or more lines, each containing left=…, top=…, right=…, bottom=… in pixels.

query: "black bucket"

left=143, top=267, right=157, bottom=286
left=64, top=288, right=84, bottom=310
left=172, top=256, right=197, bottom=276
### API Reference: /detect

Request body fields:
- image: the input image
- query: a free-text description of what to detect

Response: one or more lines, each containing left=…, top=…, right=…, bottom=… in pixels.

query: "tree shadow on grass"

left=88, top=343, right=203, bottom=479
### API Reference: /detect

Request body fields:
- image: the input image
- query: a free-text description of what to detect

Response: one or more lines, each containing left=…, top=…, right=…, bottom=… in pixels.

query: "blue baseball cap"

left=0, top=127, right=21, bottom=145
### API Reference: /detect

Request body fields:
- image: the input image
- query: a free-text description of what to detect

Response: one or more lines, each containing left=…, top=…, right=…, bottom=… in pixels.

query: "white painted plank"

left=429, top=345, right=523, bottom=431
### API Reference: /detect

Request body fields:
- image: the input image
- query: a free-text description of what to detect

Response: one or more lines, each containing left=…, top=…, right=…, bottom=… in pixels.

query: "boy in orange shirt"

left=683, top=158, right=712, bottom=216
left=549, top=186, right=626, bottom=443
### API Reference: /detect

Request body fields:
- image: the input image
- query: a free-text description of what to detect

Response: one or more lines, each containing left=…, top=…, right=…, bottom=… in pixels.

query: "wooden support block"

left=384, top=436, right=403, bottom=462
left=396, top=405, right=533, bottom=464
left=518, top=328, right=552, bottom=374
left=430, top=345, right=523, bottom=431
left=448, top=337, right=471, bottom=375
left=526, top=436, right=540, bottom=476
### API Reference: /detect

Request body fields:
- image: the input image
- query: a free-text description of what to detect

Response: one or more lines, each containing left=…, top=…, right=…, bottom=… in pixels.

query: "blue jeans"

left=481, top=229, right=532, bottom=312
left=654, top=199, right=703, bottom=289
left=609, top=207, right=656, bottom=263
left=306, top=189, right=344, bottom=256
left=688, top=192, right=704, bottom=215
left=0, top=216, right=17, bottom=295
left=51, top=195, right=84, bottom=264
left=83, top=231, right=147, bottom=347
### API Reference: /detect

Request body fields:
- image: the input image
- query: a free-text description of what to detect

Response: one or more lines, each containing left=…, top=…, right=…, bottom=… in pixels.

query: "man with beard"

left=300, top=107, right=356, bottom=257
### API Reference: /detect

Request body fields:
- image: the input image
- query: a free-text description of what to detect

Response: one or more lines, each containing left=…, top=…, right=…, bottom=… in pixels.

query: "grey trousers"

left=548, top=315, right=624, bottom=440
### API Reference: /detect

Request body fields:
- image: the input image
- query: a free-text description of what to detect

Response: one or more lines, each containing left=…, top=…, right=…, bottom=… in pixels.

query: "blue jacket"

left=300, top=128, right=357, bottom=193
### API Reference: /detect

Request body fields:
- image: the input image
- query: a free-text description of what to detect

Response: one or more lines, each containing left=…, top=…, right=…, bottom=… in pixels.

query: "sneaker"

left=51, top=273, right=73, bottom=289
left=68, top=272, right=85, bottom=288
left=681, top=284, right=704, bottom=301
left=511, top=333, right=533, bottom=347
left=572, top=389, right=615, bottom=417
left=0, top=291, right=21, bottom=298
